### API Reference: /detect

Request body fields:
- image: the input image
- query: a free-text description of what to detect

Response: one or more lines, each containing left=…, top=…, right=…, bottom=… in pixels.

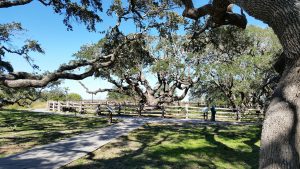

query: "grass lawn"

left=65, top=123, right=261, bottom=169
left=0, top=109, right=110, bottom=158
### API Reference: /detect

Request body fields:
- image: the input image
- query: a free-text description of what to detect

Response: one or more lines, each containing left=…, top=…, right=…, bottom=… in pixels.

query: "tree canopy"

left=191, top=26, right=281, bottom=112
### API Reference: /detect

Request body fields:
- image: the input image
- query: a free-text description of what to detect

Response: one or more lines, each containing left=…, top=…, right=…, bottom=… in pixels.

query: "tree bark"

left=108, top=111, right=113, bottom=124
left=260, top=61, right=300, bottom=168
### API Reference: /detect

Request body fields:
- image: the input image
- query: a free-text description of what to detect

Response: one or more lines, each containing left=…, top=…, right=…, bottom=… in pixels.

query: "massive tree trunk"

left=230, top=0, right=300, bottom=168
left=260, top=59, right=300, bottom=168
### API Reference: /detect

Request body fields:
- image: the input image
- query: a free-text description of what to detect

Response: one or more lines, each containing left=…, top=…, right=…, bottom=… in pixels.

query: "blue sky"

left=0, top=1, right=267, bottom=100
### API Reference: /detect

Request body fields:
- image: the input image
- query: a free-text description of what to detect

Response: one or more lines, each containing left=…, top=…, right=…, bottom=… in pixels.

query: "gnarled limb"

left=79, top=81, right=120, bottom=94
left=1, top=53, right=115, bottom=88
left=181, top=0, right=247, bottom=29
left=0, top=0, right=32, bottom=8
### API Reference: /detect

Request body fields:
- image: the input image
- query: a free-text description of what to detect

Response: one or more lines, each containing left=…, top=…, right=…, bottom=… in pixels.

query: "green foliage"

left=75, top=33, right=199, bottom=104
left=66, top=93, right=82, bottom=101
left=74, top=33, right=153, bottom=78
left=107, top=91, right=137, bottom=102
left=0, top=22, right=44, bottom=72
left=41, top=86, right=81, bottom=101
left=41, top=86, right=69, bottom=101
left=0, top=85, right=41, bottom=107
left=191, top=26, right=281, bottom=109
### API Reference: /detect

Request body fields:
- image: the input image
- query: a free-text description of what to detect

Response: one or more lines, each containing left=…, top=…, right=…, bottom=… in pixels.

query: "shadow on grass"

left=65, top=123, right=261, bottom=169
left=0, top=109, right=108, bottom=157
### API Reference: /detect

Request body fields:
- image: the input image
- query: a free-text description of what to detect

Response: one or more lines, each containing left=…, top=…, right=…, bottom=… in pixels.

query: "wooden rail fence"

left=47, top=100, right=263, bottom=122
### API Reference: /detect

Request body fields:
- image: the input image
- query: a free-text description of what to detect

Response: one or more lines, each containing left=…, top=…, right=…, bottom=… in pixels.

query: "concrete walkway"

left=0, top=110, right=257, bottom=169
left=0, top=118, right=146, bottom=169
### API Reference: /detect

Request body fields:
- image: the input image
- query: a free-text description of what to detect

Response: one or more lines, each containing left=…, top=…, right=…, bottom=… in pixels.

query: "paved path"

left=0, top=110, right=257, bottom=169
left=0, top=118, right=146, bottom=169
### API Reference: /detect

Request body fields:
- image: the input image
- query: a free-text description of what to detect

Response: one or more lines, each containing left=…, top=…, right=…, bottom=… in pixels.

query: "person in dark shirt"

left=211, top=105, right=216, bottom=121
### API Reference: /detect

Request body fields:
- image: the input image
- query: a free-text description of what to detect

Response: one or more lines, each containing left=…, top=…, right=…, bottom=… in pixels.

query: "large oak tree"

left=77, top=35, right=199, bottom=107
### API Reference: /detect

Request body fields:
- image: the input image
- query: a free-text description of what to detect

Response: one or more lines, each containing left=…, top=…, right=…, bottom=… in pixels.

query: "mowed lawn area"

left=0, top=110, right=109, bottom=157
left=65, top=123, right=261, bottom=169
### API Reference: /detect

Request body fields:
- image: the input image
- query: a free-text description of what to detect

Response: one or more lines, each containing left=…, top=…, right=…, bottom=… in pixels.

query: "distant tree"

left=66, top=93, right=82, bottom=101
left=107, top=89, right=139, bottom=102
left=41, top=86, right=69, bottom=101
left=191, top=26, right=281, bottom=117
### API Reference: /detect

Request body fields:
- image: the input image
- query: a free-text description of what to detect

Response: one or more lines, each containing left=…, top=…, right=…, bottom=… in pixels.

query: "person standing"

left=211, top=105, right=216, bottom=121
left=201, top=106, right=209, bottom=120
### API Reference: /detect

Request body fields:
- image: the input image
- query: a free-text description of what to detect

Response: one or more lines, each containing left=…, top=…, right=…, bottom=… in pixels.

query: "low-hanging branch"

left=181, top=0, right=247, bottom=30
left=78, top=81, right=130, bottom=95
left=0, top=53, right=115, bottom=88
left=0, top=0, right=33, bottom=8
left=0, top=30, right=143, bottom=88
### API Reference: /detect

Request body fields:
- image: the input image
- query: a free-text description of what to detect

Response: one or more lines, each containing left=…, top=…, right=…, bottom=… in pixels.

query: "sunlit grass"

left=3, top=101, right=47, bottom=110
left=65, top=123, right=261, bottom=169
left=0, top=109, right=109, bottom=157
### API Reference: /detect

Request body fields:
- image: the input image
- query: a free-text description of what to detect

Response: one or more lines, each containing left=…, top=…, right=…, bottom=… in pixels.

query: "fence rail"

left=47, top=100, right=263, bottom=122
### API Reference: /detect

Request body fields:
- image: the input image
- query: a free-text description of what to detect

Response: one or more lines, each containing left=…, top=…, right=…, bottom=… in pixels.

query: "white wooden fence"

left=47, top=100, right=263, bottom=122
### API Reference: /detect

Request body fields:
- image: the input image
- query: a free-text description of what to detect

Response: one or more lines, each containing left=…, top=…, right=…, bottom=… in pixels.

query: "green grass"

left=0, top=109, right=110, bottom=158
left=3, top=101, right=47, bottom=110
left=65, top=123, right=261, bottom=169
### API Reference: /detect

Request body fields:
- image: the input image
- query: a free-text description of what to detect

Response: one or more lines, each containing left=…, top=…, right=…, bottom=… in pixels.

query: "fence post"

left=185, top=104, right=189, bottom=119
left=123, top=102, right=126, bottom=114
left=47, top=101, right=50, bottom=111
left=117, top=103, right=121, bottom=115
left=161, top=105, right=165, bottom=118
left=57, top=101, right=61, bottom=112
left=138, top=102, right=143, bottom=117
left=79, top=101, right=83, bottom=113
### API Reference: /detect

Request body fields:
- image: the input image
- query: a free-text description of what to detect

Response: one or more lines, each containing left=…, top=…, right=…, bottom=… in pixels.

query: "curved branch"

left=138, top=71, right=154, bottom=95
left=181, top=0, right=247, bottom=29
left=78, top=81, right=119, bottom=94
left=1, top=53, right=115, bottom=88
left=0, top=0, right=33, bottom=8
left=182, top=4, right=213, bottom=20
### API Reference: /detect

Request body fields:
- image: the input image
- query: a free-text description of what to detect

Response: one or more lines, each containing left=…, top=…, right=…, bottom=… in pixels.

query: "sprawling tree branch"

left=181, top=0, right=247, bottom=30
left=0, top=0, right=33, bottom=8
left=79, top=81, right=119, bottom=94
left=0, top=53, right=115, bottom=88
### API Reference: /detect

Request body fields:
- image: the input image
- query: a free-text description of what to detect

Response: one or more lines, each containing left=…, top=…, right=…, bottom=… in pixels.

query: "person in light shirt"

left=202, top=106, right=209, bottom=120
